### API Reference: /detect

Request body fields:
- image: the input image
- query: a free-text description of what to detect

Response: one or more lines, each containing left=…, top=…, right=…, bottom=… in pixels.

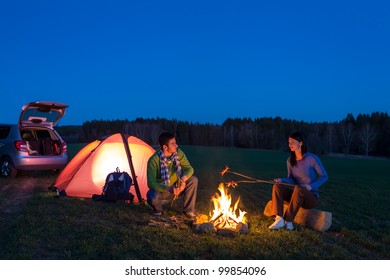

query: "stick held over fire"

left=220, top=165, right=298, bottom=188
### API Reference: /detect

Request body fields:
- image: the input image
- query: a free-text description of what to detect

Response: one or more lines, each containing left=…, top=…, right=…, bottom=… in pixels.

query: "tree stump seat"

left=263, top=200, right=332, bottom=232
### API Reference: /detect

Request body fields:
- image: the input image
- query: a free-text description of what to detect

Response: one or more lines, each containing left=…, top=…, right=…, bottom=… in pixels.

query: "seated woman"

left=268, top=131, right=328, bottom=231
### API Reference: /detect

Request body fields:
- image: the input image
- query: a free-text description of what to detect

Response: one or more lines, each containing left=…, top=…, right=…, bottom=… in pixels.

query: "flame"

left=209, top=183, right=247, bottom=229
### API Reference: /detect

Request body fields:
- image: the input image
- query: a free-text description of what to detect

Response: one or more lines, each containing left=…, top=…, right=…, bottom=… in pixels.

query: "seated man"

left=146, top=132, right=198, bottom=219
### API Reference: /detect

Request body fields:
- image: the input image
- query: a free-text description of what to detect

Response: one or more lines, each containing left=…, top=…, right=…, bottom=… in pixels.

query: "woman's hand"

left=301, top=184, right=312, bottom=191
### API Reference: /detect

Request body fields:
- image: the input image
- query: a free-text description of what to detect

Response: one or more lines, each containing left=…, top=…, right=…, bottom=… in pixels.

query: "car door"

left=19, top=101, right=69, bottom=129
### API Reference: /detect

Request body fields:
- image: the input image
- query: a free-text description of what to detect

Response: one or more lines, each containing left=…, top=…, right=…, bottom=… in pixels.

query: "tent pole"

left=121, top=133, right=144, bottom=202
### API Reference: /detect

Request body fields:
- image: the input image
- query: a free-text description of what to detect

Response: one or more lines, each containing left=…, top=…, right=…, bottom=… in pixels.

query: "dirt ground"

left=0, top=172, right=57, bottom=229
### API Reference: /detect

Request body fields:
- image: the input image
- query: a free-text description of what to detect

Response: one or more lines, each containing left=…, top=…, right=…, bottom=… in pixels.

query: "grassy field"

left=0, top=144, right=389, bottom=260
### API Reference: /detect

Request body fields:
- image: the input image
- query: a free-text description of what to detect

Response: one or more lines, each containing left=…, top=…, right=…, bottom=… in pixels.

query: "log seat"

left=263, top=200, right=332, bottom=232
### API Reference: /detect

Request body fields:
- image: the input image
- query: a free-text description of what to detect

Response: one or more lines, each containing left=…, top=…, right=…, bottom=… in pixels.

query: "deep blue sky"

left=1, top=0, right=389, bottom=126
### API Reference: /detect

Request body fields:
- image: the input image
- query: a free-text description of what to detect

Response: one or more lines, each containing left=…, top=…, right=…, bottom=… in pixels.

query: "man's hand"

left=173, top=180, right=186, bottom=196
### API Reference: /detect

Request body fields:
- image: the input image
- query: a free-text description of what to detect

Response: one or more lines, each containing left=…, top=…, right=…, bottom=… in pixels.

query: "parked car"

left=0, top=101, right=69, bottom=177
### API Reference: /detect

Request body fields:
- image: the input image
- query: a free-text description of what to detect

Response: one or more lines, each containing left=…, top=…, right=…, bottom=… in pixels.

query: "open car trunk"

left=21, top=128, right=63, bottom=156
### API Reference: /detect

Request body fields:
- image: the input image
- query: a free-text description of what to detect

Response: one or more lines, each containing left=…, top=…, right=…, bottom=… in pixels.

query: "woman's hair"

left=289, top=131, right=307, bottom=167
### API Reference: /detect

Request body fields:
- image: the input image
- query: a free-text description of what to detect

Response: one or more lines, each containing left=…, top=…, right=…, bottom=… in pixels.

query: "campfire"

left=195, top=183, right=248, bottom=236
left=209, top=183, right=247, bottom=229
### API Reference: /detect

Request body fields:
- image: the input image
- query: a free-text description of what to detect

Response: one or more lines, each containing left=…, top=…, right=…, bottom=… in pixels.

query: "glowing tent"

left=53, top=133, right=155, bottom=202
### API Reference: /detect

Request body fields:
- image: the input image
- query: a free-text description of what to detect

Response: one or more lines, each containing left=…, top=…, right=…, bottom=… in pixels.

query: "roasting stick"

left=220, top=166, right=297, bottom=188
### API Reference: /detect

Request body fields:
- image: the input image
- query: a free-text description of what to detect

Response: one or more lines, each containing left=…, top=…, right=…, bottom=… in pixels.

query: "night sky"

left=1, top=0, right=389, bottom=125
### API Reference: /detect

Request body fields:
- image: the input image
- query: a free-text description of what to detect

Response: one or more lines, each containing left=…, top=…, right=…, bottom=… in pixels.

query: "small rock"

left=195, top=222, right=216, bottom=233
left=239, top=222, right=249, bottom=234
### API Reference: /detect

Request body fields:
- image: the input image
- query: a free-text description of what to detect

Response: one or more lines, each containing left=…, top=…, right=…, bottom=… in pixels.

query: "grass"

left=0, top=144, right=389, bottom=260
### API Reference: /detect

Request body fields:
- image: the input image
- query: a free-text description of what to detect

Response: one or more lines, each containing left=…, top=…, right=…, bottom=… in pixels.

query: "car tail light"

left=14, top=140, right=28, bottom=152
left=62, top=141, right=67, bottom=154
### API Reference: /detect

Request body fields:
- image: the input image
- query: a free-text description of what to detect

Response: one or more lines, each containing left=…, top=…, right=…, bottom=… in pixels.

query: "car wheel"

left=0, top=157, right=18, bottom=178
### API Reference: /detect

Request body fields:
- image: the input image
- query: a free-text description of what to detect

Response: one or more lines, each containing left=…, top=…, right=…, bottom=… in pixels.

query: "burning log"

left=213, top=215, right=241, bottom=229
left=217, top=222, right=249, bottom=237
left=210, top=212, right=223, bottom=224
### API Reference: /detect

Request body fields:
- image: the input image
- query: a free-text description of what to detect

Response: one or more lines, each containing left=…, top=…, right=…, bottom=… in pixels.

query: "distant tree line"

left=57, top=112, right=390, bottom=157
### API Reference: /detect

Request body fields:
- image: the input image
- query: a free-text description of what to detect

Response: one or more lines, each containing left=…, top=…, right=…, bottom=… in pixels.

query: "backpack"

left=100, top=167, right=134, bottom=202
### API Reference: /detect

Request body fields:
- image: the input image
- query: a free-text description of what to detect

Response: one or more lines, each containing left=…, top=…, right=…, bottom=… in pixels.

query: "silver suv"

left=0, top=101, right=69, bottom=177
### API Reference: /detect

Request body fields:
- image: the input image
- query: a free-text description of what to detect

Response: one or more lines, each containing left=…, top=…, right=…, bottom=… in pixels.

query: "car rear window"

left=0, top=126, right=11, bottom=139
left=22, top=109, right=60, bottom=123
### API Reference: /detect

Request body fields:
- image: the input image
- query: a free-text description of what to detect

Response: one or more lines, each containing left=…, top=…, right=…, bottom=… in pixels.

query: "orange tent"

left=53, top=133, right=155, bottom=202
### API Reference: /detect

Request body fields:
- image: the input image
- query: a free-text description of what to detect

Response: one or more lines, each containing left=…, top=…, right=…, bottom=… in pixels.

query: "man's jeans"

left=147, top=176, right=198, bottom=213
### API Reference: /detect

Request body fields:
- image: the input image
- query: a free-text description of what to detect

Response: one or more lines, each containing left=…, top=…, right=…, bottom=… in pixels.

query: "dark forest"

left=57, top=112, right=390, bottom=157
